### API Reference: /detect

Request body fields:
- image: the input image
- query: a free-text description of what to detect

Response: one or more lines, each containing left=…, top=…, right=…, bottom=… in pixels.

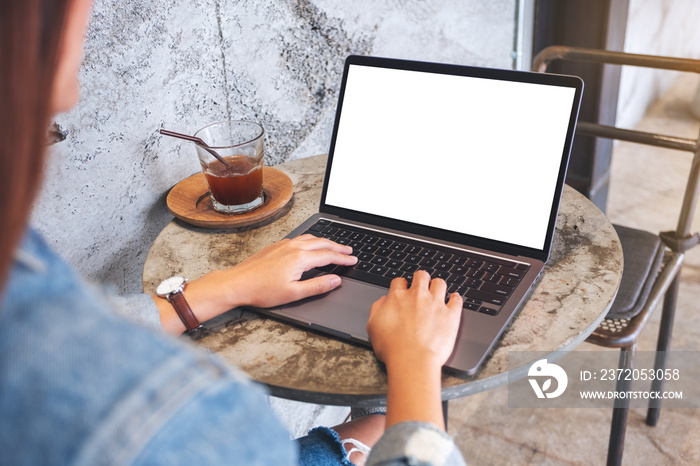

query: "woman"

left=0, top=0, right=467, bottom=464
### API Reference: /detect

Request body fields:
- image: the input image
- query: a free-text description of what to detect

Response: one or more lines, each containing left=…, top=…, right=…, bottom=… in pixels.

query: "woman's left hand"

left=155, top=234, right=357, bottom=335
left=218, top=234, right=358, bottom=308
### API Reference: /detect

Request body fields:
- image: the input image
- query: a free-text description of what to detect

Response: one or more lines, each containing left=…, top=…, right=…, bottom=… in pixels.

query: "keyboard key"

left=375, top=248, right=392, bottom=257
left=356, top=261, right=373, bottom=271
left=387, top=259, right=402, bottom=269
left=435, top=262, right=451, bottom=271
left=467, top=259, right=483, bottom=268
left=480, top=282, right=513, bottom=296
left=483, top=272, right=501, bottom=283
left=405, top=254, right=421, bottom=264
left=363, top=235, right=380, bottom=245
left=466, top=269, right=485, bottom=279
left=433, top=270, right=450, bottom=280
left=362, top=244, right=378, bottom=254
left=516, top=263, right=529, bottom=270
left=336, top=238, right=350, bottom=245
left=344, top=268, right=393, bottom=288
left=464, top=302, right=480, bottom=311
left=309, top=222, right=326, bottom=232
left=400, top=263, right=419, bottom=272
left=404, top=245, right=421, bottom=254
left=349, top=232, right=365, bottom=242
left=371, top=256, right=389, bottom=265
left=478, top=307, right=500, bottom=316
left=377, top=238, right=393, bottom=248
left=349, top=241, right=364, bottom=251
left=483, top=256, right=517, bottom=268
left=481, top=262, right=500, bottom=273
left=501, top=276, right=519, bottom=287
left=304, top=230, right=323, bottom=237
left=420, top=258, right=437, bottom=267
left=435, top=252, right=452, bottom=262
left=389, top=251, right=407, bottom=260
left=447, top=274, right=465, bottom=285
left=386, top=269, right=402, bottom=279
left=450, top=264, right=468, bottom=275
left=449, top=255, right=468, bottom=265
left=466, top=288, right=505, bottom=306
left=497, top=266, right=525, bottom=278
left=391, top=242, right=408, bottom=251
left=420, top=248, right=437, bottom=258
left=337, top=229, right=351, bottom=238
left=357, top=252, right=373, bottom=262
left=325, top=227, right=339, bottom=235
left=464, top=277, right=482, bottom=288
left=369, top=265, right=389, bottom=275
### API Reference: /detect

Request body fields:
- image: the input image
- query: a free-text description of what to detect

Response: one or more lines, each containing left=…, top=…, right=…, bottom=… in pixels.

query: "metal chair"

left=533, top=46, right=700, bottom=466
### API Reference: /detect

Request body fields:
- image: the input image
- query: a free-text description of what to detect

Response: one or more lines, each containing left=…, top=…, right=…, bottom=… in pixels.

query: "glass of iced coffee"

left=194, top=120, right=265, bottom=214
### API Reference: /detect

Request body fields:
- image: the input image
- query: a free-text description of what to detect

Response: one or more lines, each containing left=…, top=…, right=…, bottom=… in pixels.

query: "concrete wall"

left=617, top=0, right=700, bottom=128
left=33, top=0, right=518, bottom=294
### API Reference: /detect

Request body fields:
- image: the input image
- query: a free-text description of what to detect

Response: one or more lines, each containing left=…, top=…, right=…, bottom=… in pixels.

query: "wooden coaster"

left=167, top=167, right=294, bottom=229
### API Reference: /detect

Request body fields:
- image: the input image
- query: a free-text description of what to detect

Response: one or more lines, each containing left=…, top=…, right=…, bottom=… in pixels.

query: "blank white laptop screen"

left=324, top=64, right=578, bottom=251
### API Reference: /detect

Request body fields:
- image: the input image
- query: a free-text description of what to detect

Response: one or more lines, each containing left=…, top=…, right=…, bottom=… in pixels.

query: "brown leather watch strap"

left=168, top=290, right=201, bottom=332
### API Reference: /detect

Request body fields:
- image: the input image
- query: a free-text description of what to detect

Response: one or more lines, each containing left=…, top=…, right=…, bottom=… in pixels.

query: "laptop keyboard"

left=303, top=219, right=530, bottom=316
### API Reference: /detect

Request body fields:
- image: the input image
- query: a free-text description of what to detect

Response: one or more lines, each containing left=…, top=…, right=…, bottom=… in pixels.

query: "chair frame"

left=533, top=46, right=700, bottom=466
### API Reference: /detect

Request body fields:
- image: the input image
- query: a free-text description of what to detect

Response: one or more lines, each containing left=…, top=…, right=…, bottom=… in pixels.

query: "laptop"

left=255, top=55, right=583, bottom=376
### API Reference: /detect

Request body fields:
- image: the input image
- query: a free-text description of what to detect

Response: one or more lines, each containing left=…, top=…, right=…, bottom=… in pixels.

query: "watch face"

left=156, top=276, right=186, bottom=296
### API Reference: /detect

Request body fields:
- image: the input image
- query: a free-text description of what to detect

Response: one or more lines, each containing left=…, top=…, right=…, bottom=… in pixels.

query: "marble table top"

left=143, top=154, right=623, bottom=407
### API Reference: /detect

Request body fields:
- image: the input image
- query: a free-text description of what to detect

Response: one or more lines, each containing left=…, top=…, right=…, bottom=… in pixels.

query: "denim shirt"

left=0, top=229, right=465, bottom=465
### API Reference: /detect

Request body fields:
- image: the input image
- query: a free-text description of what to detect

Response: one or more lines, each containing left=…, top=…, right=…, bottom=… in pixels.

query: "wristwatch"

left=156, top=276, right=202, bottom=332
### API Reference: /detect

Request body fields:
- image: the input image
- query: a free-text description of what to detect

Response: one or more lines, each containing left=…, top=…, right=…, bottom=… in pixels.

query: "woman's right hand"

left=366, top=270, right=463, bottom=430
left=367, top=270, right=463, bottom=370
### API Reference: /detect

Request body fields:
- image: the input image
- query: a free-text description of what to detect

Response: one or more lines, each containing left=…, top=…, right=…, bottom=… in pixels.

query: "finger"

left=292, top=274, right=342, bottom=300
left=411, top=270, right=431, bottom=289
left=294, top=235, right=354, bottom=255
left=303, top=250, right=358, bottom=270
left=446, top=292, right=464, bottom=311
left=429, top=277, right=447, bottom=298
left=389, top=276, right=408, bottom=292
left=373, top=295, right=388, bottom=307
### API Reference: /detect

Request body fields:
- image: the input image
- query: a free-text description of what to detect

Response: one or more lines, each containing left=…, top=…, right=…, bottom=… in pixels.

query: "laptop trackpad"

left=279, top=278, right=387, bottom=341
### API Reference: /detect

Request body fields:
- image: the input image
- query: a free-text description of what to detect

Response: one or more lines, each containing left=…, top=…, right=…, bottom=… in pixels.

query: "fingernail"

left=330, top=275, right=341, bottom=288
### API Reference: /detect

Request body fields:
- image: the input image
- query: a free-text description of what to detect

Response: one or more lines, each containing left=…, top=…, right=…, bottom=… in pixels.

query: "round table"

left=143, top=154, right=623, bottom=407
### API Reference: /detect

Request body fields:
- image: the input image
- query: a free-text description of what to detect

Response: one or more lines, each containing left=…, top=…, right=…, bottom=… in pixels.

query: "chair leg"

left=442, top=400, right=449, bottom=432
left=607, top=344, right=636, bottom=466
left=646, top=273, right=681, bottom=427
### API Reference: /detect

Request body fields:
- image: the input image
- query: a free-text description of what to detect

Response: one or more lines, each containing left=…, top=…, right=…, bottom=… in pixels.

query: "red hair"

left=0, top=0, right=72, bottom=291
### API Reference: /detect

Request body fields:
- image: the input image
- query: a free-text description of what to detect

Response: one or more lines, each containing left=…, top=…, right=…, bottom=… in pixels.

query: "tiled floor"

left=449, top=75, right=700, bottom=465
